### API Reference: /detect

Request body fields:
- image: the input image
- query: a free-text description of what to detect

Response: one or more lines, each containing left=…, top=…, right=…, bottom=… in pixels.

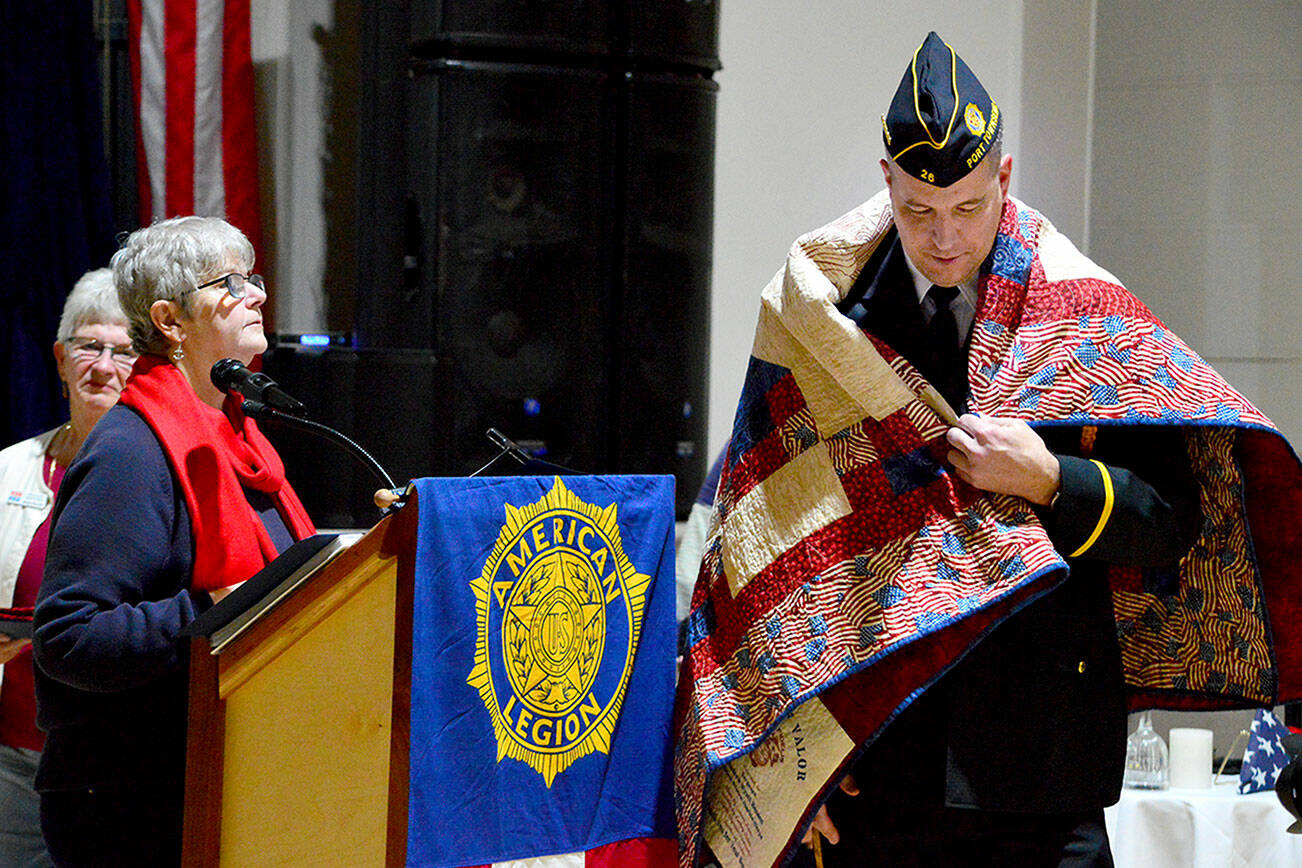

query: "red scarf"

left=119, top=355, right=316, bottom=591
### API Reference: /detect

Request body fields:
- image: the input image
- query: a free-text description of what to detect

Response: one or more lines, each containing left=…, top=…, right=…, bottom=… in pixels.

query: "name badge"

left=5, top=490, right=50, bottom=510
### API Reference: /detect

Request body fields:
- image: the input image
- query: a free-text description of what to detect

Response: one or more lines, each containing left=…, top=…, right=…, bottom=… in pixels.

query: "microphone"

left=210, top=358, right=307, bottom=416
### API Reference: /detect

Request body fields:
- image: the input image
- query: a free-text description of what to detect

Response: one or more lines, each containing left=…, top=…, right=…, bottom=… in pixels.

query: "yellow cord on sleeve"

left=1068, top=459, right=1114, bottom=558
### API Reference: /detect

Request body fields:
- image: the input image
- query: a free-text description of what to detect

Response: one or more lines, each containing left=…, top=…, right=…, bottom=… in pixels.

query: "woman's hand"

left=0, top=635, right=31, bottom=665
left=208, top=583, right=242, bottom=604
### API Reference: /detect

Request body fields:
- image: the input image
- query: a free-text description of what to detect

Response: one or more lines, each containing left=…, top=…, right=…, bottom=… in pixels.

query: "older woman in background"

left=33, top=217, right=315, bottom=866
left=0, top=268, right=132, bottom=867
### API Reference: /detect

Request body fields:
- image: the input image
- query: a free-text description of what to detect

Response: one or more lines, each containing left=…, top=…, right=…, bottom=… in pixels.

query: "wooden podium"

left=181, top=497, right=420, bottom=867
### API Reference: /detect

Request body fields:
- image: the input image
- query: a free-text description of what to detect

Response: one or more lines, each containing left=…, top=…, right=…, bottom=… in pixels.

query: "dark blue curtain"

left=1, top=0, right=115, bottom=445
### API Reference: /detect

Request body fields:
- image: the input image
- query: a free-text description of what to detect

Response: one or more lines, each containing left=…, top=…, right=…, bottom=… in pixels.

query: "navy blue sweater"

left=33, top=403, right=291, bottom=792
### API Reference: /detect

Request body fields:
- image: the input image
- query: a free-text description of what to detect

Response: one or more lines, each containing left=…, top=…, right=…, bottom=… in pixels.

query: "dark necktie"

left=923, top=284, right=965, bottom=410
left=924, top=285, right=960, bottom=351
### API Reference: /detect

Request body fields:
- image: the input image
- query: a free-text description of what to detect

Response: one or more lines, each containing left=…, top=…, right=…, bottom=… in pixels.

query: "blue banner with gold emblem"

left=408, top=475, right=677, bottom=868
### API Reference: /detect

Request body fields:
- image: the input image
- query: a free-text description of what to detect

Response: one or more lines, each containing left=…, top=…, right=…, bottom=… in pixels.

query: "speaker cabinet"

left=357, top=0, right=415, bottom=350
left=626, top=0, right=721, bottom=70
left=410, top=0, right=610, bottom=57
left=261, top=347, right=443, bottom=529
left=354, top=1, right=716, bottom=518
left=408, top=60, right=614, bottom=476
left=408, top=1, right=720, bottom=71
left=616, top=73, right=715, bottom=496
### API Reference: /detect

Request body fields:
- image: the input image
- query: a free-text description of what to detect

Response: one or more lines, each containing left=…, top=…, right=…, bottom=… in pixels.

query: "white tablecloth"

left=1105, top=779, right=1302, bottom=867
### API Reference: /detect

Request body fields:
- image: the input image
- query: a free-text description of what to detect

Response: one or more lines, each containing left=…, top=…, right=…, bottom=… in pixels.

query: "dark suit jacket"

left=830, top=231, right=1201, bottom=823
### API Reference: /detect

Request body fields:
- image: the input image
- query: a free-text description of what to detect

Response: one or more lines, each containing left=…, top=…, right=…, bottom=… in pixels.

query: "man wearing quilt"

left=673, top=30, right=1302, bottom=868
left=799, top=30, right=1198, bottom=866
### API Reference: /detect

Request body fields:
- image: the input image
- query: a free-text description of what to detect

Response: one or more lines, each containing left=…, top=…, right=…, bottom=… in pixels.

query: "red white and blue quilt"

left=674, top=192, right=1302, bottom=867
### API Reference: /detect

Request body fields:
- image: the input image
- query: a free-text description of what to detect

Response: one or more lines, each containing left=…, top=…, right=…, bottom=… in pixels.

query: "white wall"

left=250, top=0, right=335, bottom=334
left=1018, top=0, right=1097, bottom=250
left=1088, top=0, right=1302, bottom=448
left=708, top=3, right=1028, bottom=456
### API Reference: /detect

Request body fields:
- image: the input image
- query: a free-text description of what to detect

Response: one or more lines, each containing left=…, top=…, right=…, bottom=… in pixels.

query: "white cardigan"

left=0, top=428, right=59, bottom=689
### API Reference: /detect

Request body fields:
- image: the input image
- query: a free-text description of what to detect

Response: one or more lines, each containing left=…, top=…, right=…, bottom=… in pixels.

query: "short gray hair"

left=984, top=124, right=1004, bottom=174
left=112, top=216, right=255, bottom=355
left=57, top=268, right=128, bottom=343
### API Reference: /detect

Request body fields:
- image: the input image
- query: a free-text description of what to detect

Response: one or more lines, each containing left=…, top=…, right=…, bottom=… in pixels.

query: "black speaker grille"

left=410, top=0, right=610, bottom=57
left=355, top=4, right=718, bottom=517
left=411, top=61, right=614, bottom=475
left=626, top=0, right=721, bottom=70
left=616, top=74, right=714, bottom=512
left=261, top=347, right=443, bottom=529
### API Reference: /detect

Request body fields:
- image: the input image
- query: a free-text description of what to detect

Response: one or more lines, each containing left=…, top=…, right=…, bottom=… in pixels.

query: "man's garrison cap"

left=882, top=31, right=1002, bottom=187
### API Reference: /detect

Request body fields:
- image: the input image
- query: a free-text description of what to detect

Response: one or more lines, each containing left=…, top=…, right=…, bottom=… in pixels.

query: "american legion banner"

left=408, top=475, right=678, bottom=868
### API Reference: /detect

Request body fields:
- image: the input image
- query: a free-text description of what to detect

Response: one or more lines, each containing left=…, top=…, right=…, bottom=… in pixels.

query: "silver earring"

left=171, top=345, right=185, bottom=361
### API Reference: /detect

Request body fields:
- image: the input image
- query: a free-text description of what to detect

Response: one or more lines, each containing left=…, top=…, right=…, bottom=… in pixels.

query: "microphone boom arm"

left=243, top=400, right=397, bottom=491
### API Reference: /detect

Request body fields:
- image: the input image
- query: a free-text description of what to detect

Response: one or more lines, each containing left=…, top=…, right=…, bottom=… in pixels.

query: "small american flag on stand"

left=1239, top=708, right=1294, bottom=794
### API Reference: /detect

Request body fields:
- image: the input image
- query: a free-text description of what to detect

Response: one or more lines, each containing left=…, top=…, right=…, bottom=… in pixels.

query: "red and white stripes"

left=128, top=0, right=260, bottom=250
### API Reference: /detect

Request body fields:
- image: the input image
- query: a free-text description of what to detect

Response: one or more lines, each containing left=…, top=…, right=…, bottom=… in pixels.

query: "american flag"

left=127, top=0, right=260, bottom=248
left=1239, top=709, right=1294, bottom=794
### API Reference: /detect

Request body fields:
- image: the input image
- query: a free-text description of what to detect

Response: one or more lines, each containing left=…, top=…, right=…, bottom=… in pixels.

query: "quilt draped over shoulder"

left=673, top=191, right=1302, bottom=868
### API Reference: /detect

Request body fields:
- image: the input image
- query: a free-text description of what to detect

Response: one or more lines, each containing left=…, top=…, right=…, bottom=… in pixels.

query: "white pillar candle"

left=1168, top=727, right=1214, bottom=788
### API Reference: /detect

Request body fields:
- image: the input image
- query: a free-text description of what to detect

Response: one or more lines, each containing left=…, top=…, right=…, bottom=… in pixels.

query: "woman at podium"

left=32, top=217, right=316, bottom=867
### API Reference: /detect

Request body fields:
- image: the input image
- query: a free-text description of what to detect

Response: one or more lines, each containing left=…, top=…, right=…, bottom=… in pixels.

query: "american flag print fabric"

left=673, top=191, right=1302, bottom=867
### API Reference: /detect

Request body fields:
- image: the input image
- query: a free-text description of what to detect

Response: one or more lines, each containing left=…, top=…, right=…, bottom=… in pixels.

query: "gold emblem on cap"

left=881, top=113, right=891, bottom=146
left=964, top=103, right=985, bottom=137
